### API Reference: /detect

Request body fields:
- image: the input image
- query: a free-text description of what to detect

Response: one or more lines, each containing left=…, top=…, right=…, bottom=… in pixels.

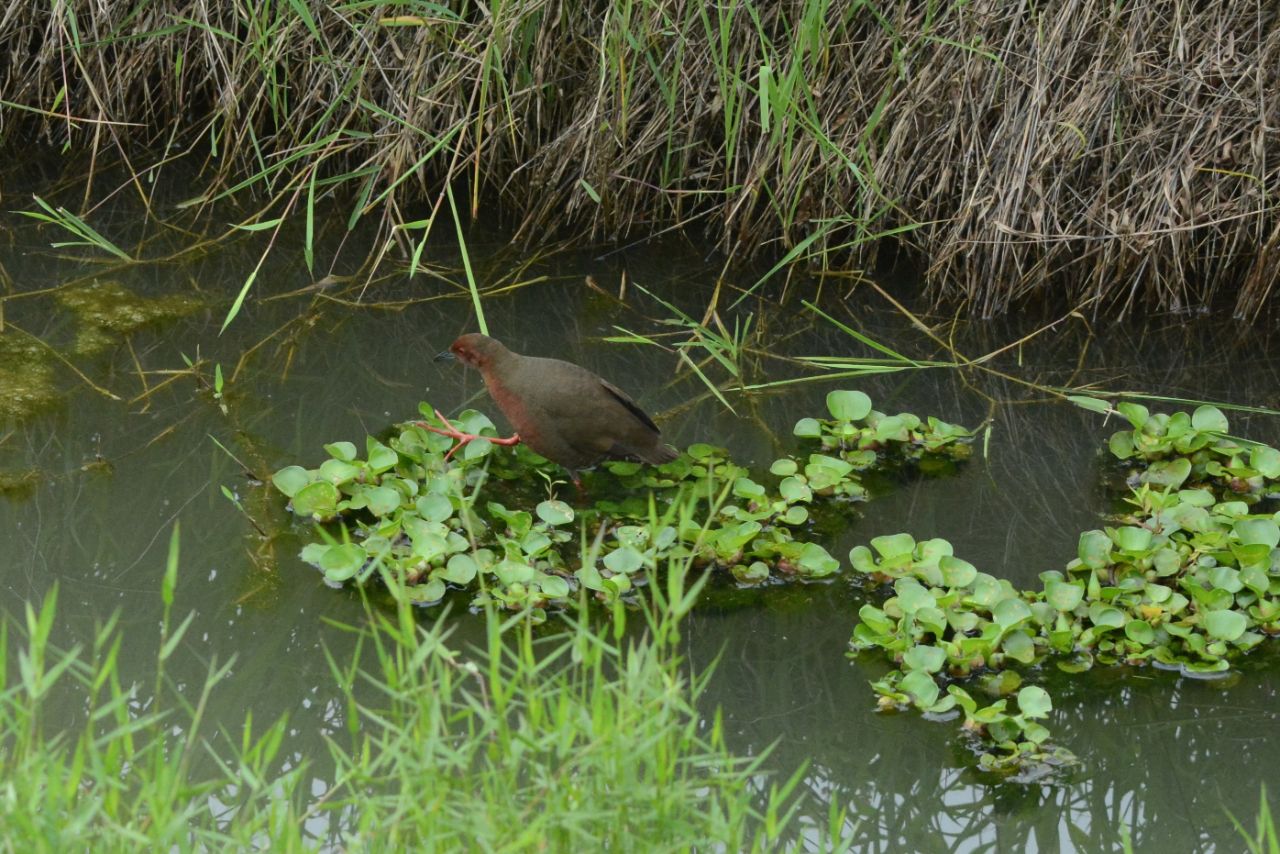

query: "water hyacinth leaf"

left=603, top=546, right=644, bottom=575
left=993, top=597, right=1032, bottom=629
left=1125, top=619, right=1155, bottom=644
left=1108, top=431, right=1135, bottom=459
left=1241, top=565, right=1270, bottom=597
left=521, top=531, right=552, bottom=557
left=324, top=441, right=357, bottom=461
left=939, top=555, right=977, bottom=588
left=796, top=543, right=840, bottom=577
left=271, top=465, right=311, bottom=497
left=734, top=561, right=771, bottom=584
left=894, top=578, right=935, bottom=613
left=1112, top=526, right=1153, bottom=553
left=292, top=481, right=340, bottom=518
left=1142, top=458, right=1191, bottom=489
left=1077, top=530, right=1113, bottom=569
left=535, top=500, right=575, bottom=526
left=463, top=437, right=493, bottom=460
left=360, top=486, right=401, bottom=517
left=916, top=538, right=954, bottom=567
left=538, top=574, right=571, bottom=598
left=826, top=389, right=872, bottom=421
left=915, top=606, right=948, bottom=638
left=1206, top=566, right=1243, bottom=594
left=770, top=458, right=798, bottom=476
left=1177, top=489, right=1216, bottom=507
left=1017, top=686, right=1052, bottom=718
left=1116, top=402, right=1149, bottom=429
left=1088, top=602, right=1126, bottom=629
left=299, top=543, right=327, bottom=565
left=318, top=458, right=361, bottom=485
left=416, top=493, right=454, bottom=523
left=1234, top=518, right=1280, bottom=548
left=779, top=476, right=812, bottom=503
left=872, top=533, right=916, bottom=560
left=793, top=417, right=822, bottom=438
left=408, top=577, right=446, bottom=604
left=856, top=603, right=895, bottom=635
left=902, top=645, right=946, bottom=673
left=686, top=443, right=719, bottom=460
left=494, top=559, right=536, bottom=585
left=410, top=532, right=449, bottom=562
left=1001, top=629, right=1036, bottom=663
left=441, top=554, right=478, bottom=584
left=1191, top=405, right=1229, bottom=433
left=1044, top=579, right=1084, bottom=611
left=848, top=546, right=878, bottom=574
left=899, top=669, right=940, bottom=709
left=969, top=574, right=1003, bottom=608
left=874, top=415, right=910, bottom=443
left=780, top=505, right=809, bottom=525
left=610, top=526, right=648, bottom=550
left=1203, top=609, right=1247, bottom=641
left=319, top=543, right=365, bottom=581
left=1249, top=446, right=1280, bottom=478
left=367, top=439, right=399, bottom=473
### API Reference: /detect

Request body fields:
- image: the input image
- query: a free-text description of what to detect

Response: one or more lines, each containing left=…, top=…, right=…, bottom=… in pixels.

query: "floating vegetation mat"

left=272, top=390, right=972, bottom=614
left=850, top=401, right=1280, bottom=778
left=273, top=392, right=1280, bottom=779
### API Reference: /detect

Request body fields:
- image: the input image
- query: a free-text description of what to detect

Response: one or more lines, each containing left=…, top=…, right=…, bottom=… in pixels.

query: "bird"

left=422, top=333, right=679, bottom=487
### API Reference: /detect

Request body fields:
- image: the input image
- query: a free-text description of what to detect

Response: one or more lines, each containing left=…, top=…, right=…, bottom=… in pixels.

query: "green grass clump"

left=0, top=529, right=805, bottom=850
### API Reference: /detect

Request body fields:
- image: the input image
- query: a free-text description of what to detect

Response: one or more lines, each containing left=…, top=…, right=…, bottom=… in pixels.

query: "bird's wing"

left=598, top=379, right=661, bottom=435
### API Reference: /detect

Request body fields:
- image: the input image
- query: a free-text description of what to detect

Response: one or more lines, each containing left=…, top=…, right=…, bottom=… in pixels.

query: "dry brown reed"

left=1, top=0, right=1277, bottom=318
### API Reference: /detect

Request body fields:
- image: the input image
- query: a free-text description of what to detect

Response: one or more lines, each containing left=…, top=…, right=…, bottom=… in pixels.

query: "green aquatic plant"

left=847, top=402, right=1280, bottom=776
left=271, top=394, right=973, bottom=617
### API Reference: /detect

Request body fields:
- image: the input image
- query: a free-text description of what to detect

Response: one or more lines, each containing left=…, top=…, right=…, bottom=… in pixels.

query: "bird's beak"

left=434, top=349, right=456, bottom=363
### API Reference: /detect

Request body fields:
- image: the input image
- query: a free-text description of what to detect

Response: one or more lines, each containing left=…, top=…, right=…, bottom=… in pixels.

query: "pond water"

left=2, top=178, right=1279, bottom=851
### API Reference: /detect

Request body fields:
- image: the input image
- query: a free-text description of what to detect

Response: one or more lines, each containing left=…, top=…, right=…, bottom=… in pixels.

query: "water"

left=3, top=182, right=1279, bottom=851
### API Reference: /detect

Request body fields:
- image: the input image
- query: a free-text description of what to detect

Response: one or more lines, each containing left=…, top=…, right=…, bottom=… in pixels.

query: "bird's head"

left=439, top=333, right=508, bottom=369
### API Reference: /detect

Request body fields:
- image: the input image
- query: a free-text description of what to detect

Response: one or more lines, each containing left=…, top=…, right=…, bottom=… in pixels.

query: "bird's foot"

left=415, top=409, right=520, bottom=461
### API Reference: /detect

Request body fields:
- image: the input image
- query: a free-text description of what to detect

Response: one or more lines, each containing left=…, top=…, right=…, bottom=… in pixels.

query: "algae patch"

left=57, top=280, right=203, bottom=356
left=0, top=336, right=60, bottom=421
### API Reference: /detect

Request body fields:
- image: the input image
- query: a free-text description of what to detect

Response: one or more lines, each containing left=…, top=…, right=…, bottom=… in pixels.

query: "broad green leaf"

left=603, top=547, right=644, bottom=575
left=1203, top=609, right=1247, bottom=641
left=324, top=441, right=357, bottom=461
left=902, top=645, right=946, bottom=673
left=793, top=418, right=822, bottom=438
left=535, top=500, right=575, bottom=526
left=1017, top=686, right=1053, bottom=718
left=826, top=390, right=872, bottom=421
left=1044, top=579, right=1084, bottom=611
left=271, top=465, right=311, bottom=497
left=292, top=481, right=339, bottom=518
left=441, top=554, right=478, bottom=584
left=319, top=543, right=365, bottom=581
left=1191, top=405, right=1229, bottom=433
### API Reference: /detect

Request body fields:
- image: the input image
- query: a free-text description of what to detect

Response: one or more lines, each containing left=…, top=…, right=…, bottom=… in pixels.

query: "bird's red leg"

left=414, top=409, right=520, bottom=461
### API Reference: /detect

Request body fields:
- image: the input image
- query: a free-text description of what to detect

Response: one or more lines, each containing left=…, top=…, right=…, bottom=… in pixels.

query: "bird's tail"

left=640, top=443, right=680, bottom=465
